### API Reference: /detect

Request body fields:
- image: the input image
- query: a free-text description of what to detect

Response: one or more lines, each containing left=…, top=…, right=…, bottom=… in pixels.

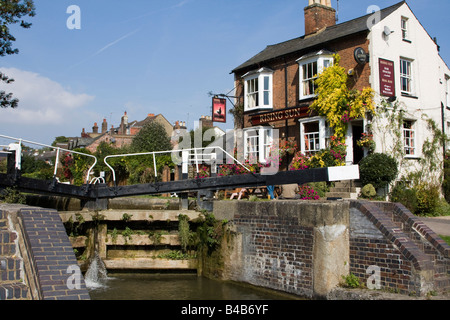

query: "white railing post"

left=54, top=147, right=61, bottom=177
left=182, top=150, right=189, bottom=177
left=0, top=134, right=97, bottom=184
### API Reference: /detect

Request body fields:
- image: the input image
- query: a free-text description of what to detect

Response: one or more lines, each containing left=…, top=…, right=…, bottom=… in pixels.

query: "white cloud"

left=0, top=68, right=95, bottom=146
left=0, top=68, right=94, bottom=125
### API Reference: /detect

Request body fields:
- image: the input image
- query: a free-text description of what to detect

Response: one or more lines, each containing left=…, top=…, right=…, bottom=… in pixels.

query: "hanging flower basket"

left=357, top=133, right=376, bottom=153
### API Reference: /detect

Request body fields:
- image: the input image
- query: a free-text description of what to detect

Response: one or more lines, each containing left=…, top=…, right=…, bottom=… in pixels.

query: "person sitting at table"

left=267, top=185, right=275, bottom=200
left=279, top=184, right=300, bottom=199
left=230, top=188, right=247, bottom=200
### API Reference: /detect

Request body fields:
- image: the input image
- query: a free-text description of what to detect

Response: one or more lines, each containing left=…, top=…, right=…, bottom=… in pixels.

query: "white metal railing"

left=103, top=146, right=251, bottom=184
left=0, top=134, right=98, bottom=184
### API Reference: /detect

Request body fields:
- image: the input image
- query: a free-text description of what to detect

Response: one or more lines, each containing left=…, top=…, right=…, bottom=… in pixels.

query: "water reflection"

left=88, top=273, right=299, bottom=300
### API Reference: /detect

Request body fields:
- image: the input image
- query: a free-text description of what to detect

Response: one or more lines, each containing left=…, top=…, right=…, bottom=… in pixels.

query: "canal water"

left=88, top=272, right=300, bottom=300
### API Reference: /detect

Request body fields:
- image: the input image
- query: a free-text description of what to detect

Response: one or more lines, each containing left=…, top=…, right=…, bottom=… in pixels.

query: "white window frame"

left=243, top=126, right=274, bottom=163
left=400, top=58, right=414, bottom=95
left=297, top=53, right=333, bottom=100
left=403, top=120, right=416, bottom=157
left=298, top=117, right=327, bottom=155
left=242, top=68, right=273, bottom=112
left=401, top=17, right=409, bottom=41
left=446, top=75, right=450, bottom=108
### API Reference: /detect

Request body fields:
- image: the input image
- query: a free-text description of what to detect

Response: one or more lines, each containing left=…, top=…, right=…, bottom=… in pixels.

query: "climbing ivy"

left=310, top=54, right=375, bottom=142
left=178, top=214, right=192, bottom=253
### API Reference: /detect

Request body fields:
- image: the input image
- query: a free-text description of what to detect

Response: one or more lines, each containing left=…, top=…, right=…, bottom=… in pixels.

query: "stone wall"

left=204, top=199, right=450, bottom=299
left=209, top=200, right=350, bottom=299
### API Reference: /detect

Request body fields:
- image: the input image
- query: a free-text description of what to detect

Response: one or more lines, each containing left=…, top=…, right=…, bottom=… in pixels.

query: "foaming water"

left=84, top=252, right=109, bottom=289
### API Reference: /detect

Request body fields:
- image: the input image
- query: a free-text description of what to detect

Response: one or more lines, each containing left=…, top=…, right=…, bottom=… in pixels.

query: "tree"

left=130, top=121, right=172, bottom=153
left=309, top=54, right=375, bottom=141
left=51, top=136, right=69, bottom=146
left=0, top=0, right=36, bottom=108
left=128, top=121, right=173, bottom=184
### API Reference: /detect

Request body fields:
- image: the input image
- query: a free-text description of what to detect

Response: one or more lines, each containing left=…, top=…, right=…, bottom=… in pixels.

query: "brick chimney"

left=199, top=115, right=213, bottom=129
left=304, top=0, right=336, bottom=36
left=92, top=122, right=98, bottom=134
left=102, top=118, right=108, bottom=133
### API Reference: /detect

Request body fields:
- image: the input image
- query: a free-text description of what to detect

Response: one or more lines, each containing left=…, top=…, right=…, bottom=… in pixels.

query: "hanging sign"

left=379, top=58, right=396, bottom=97
left=212, top=97, right=226, bottom=123
left=354, top=47, right=369, bottom=64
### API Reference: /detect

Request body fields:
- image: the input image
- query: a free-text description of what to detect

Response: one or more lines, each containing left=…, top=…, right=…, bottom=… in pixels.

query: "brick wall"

left=206, top=200, right=449, bottom=298
left=349, top=206, right=417, bottom=294
left=210, top=200, right=350, bottom=299
left=236, top=32, right=371, bottom=140
left=349, top=200, right=450, bottom=296
left=234, top=208, right=314, bottom=297
left=17, top=207, right=90, bottom=300
left=304, top=4, right=336, bottom=36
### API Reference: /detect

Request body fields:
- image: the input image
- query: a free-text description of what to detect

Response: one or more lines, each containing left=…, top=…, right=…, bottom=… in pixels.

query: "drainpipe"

left=442, top=102, right=446, bottom=159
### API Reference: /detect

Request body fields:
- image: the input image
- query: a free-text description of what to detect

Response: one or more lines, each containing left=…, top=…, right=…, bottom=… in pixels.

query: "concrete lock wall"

left=210, top=200, right=351, bottom=299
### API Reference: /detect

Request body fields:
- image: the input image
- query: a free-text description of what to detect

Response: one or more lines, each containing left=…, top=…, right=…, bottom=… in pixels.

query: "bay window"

left=297, top=50, right=334, bottom=100
left=243, top=68, right=273, bottom=112
left=244, top=127, right=274, bottom=163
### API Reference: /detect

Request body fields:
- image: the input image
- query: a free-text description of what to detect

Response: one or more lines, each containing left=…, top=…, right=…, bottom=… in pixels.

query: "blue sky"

left=1, top=0, right=449, bottom=147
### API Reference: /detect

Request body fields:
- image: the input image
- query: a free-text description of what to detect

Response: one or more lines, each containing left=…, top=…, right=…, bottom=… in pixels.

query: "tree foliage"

left=0, top=0, right=36, bottom=108
left=130, top=121, right=172, bottom=153
left=359, top=153, right=398, bottom=189
left=309, top=54, right=375, bottom=141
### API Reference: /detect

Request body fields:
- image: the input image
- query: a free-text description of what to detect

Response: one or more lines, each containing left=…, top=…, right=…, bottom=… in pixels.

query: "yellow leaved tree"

left=309, top=54, right=375, bottom=141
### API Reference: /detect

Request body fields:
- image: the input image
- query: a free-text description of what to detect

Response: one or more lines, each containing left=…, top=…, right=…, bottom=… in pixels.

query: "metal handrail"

left=104, top=146, right=251, bottom=184
left=0, top=134, right=98, bottom=184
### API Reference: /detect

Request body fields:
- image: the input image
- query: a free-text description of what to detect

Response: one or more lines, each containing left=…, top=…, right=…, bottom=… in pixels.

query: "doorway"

left=352, top=121, right=364, bottom=164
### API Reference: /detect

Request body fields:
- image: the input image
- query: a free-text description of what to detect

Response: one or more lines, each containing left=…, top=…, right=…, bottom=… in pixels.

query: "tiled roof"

left=232, top=1, right=405, bottom=73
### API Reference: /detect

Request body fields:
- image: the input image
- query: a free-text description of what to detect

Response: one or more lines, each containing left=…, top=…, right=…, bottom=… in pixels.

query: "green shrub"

left=390, top=182, right=418, bottom=214
left=415, top=183, right=441, bottom=216
left=359, top=153, right=398, bottom=189
left=390, top=181, right=442, bottom=216
left=0, top=187, right=26, bottom=204
left=361, top=184, right=376, bottom=199
left=341, top=273, right=364, bottom=289
left=443, top=154, right=450, bottom=203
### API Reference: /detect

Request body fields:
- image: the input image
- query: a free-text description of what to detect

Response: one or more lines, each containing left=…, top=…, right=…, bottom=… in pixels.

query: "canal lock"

left=60, top=198, right=207, bottom=276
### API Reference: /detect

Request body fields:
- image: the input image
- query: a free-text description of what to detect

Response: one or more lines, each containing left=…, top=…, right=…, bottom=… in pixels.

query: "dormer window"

left=297, top=50, right=334, bottom=100
left=242, top=68, right=273, bottom=112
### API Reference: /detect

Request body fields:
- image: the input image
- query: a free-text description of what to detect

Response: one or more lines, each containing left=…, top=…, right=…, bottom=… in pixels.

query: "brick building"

left=69, top=112, right=176, bottom=153
left=231, top=0, right=450, bottom=177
